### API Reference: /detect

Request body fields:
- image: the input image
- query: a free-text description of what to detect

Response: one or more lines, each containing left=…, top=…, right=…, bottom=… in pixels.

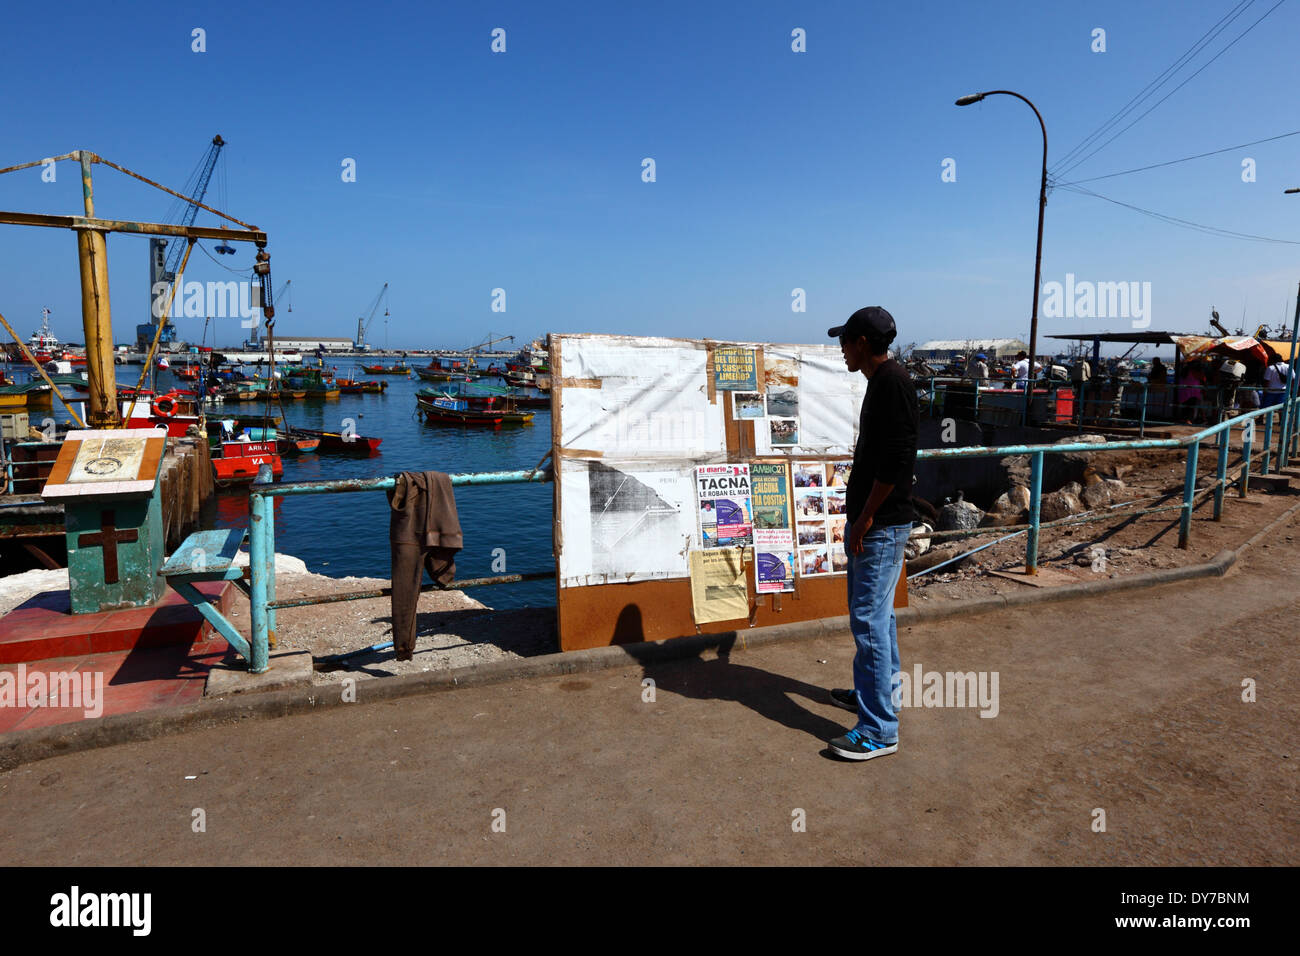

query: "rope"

left=0, top=310, right=86, bottom=428
left=124, top=240, right=194, bottom=426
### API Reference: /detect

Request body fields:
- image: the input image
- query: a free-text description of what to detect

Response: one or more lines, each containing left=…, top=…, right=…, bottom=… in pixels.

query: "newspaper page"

left=688, top=549, right=749, bottom=624
left=750, top=462, right=794, bottom=593
left=697, top=463, right=753, bottom=549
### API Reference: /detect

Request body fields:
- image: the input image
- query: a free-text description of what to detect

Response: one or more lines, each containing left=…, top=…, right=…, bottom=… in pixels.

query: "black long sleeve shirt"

left=845, top=358, right=918, bottom=528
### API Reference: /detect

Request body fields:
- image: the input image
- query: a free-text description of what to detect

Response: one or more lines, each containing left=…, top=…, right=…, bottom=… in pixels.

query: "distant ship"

left=28, top=308, right=60, bottom=359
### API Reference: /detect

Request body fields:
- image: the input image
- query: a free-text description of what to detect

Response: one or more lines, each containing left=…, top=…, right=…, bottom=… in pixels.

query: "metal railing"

left=242, top=468, right=552, bottom=672
left=231, top=395, right=1299, bottom=673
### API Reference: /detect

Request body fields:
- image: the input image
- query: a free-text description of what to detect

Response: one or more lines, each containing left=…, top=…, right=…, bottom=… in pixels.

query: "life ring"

left=154, top=393, right=180, bottom=419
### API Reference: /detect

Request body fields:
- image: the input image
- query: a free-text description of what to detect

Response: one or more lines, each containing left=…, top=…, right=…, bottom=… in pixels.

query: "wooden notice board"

left=550, top=335, right=906, bottom=652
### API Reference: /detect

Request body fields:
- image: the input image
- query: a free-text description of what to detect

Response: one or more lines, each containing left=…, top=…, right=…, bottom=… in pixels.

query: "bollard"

left=1214, top=427, right=1228, bottom=520
left=1025, top=451, right=1043, bottom=573
left=1179, top=439, right=1199, bottom=549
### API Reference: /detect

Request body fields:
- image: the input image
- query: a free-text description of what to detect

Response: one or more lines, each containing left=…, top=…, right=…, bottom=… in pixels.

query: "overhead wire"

left=1054, top=0, right=1289, bottom=178
left=1050, top=0, right=1257, bottom=175
left=1053, top=129, right=1300, bottom=186
left=1056, top=182, right=1300, bottom=244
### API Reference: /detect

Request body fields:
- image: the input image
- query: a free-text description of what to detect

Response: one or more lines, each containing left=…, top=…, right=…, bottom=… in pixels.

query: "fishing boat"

left=121, top=389, right=202, bottom=438
left=0, top=379, right=53, bottom=409
left=286, top=424, right=383, bottom=455
left=335, top=377, right=387, bottom=394
left=241, top=426, right=320, bottom=457
left=416, top=386, right=533, bottom=426
left=442, top=380, right=550, bottom=409
left=212, top=438, right=283, bottom=487
left=361, top=363, right=410, bottom=375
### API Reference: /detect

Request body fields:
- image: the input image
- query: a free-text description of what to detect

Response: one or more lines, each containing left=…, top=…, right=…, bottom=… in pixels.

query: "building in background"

left=265, top=336, right=355, bottom=352
left=912, top=338, right=1028, bottom=363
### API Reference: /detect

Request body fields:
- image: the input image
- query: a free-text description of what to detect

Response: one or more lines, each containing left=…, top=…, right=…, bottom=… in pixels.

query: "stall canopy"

left=1173, top=335, right=1293, bottom=365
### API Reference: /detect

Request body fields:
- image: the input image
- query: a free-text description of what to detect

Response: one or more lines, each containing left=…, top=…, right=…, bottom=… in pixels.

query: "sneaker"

left=828, top=729, right=898, bottom=761
left=829, top=688, right=857, bottom=713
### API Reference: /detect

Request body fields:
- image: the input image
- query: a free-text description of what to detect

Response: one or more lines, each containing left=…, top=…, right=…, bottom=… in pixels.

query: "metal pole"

left=248, top=466, right=271, bottom=673
left=1214, top=427, right=1228, bottom=520
left=75, top=151, right=119, bottom=428
left=1262, top=409, right=1274, bottom=475
left=1139, top=381, right=1148, bottom=438
left=1026, top=451, right=1043, bottom=573
left=1179, top=439, right=1199, bottom=549
left=1239, top=418, right=1253, bottom=498
left=1276, top=282, right=1300, bottom=466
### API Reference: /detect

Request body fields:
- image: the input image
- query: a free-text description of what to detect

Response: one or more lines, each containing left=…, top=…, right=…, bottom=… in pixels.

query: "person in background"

left=1218, top=358, right=1246, bottom=419
left=1071, top=356, right=1092, bottom=424
left=965, top=352, right=990, bottom=383
left=1149, top=357, right=1167, bottom=385
left=1177, top=363, right=1206, bottom=424
left=1013, top=351, right=1041, bottom=389
left=1263, top=357, right=1290, bottom=408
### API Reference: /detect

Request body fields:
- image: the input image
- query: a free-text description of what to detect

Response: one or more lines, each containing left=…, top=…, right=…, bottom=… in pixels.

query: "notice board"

left=551, top=334, right=907, bottom=651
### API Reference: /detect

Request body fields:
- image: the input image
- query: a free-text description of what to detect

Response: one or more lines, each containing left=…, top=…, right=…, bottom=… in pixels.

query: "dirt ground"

left=2, top=505, right=1295, bottom=867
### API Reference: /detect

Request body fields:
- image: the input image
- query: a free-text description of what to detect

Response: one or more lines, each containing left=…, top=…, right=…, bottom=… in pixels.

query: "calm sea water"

left=35, top=365, right=555, bottom=610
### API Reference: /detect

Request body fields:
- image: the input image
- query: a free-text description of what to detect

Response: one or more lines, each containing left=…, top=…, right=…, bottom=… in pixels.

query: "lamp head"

left=955, top=93, right=986, bottom=106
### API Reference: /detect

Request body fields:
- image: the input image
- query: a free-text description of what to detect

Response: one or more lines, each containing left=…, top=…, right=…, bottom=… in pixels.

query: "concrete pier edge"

left=4, top=496, right=1299, bottom=772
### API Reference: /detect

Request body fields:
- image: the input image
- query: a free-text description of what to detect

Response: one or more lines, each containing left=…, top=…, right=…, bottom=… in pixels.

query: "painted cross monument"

left=42, top=428, right=169, bottom=614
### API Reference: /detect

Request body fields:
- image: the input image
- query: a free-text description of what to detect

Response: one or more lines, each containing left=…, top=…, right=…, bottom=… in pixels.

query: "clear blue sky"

left=2, top=0, right=1298, bottom=355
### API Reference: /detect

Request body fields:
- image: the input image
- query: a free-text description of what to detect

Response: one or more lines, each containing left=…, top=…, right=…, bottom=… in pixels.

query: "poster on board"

left=696, top=464, right=753, bottom=549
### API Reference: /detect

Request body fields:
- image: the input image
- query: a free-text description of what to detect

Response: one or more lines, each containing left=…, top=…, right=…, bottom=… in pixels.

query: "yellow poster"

left=688, top=548, right=749, bottom=624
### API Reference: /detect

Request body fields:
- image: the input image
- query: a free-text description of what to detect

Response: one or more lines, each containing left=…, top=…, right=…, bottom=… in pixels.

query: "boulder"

left=938, top=492, right=984, bottom=532
left=993, top=485, right=1031, bottom=514
left=1061, top=481, right=1083, bottom=497
left=1040, top=490, right=1083, bottom=522
left=1081, top=481, right=1112, bottom=510
left=904, top=522, right=933, bottom=559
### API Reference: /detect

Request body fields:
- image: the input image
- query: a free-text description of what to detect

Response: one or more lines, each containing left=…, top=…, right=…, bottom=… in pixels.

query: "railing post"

left=1139, top=381, right=1148, bottom=438
left=1179, top=439, right=1199, bottom=549
left=248, top=466, right=272, bottom=674
left=1214, top=426, right=1228, bottom=520
left=1025, top=451, right=1043, bottom=573
left=1262, top=408, right=1274, bottom=475
left=1239, top=417, right=1253, bottom=499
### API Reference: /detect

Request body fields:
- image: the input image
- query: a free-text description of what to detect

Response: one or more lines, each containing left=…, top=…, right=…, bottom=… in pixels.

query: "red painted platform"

left=0, top=583, right=239, bottom=732
left=0, top=582, right=234, bottom=664
left=0, top=637, right=231, bottom=732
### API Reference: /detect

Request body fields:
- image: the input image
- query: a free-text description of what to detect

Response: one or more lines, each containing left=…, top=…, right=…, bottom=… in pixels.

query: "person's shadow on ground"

left=623, top=635, right=852, bottom=755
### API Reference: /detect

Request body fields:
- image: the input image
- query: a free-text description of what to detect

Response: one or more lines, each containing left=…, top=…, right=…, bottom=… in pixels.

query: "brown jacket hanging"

left=388, top=471, right=463, bottom=659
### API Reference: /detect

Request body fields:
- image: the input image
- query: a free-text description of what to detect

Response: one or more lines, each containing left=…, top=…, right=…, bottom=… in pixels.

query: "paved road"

left=2, top=515, right=1297, bottom=866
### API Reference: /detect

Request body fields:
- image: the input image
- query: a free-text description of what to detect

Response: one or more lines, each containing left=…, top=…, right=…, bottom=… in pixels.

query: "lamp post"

left=956, top=90, right=1049, bottom=425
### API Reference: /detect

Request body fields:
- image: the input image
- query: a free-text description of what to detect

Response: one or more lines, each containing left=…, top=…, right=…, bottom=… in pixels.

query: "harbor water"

left=31, top=364, right=555, bottom=610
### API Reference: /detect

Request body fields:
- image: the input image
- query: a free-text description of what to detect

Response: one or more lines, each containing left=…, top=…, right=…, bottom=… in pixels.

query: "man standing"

left=1263, top=357, right=1290, bottom=408
left=1013, top=350, right=1040, bottom=389
left=825, top=307, right=918, bottom=761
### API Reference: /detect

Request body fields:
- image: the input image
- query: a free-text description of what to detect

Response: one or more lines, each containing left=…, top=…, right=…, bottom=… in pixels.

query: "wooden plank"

left=160, top=528, right=246, bottom=576
left=43, top=438, right=80, bottom=488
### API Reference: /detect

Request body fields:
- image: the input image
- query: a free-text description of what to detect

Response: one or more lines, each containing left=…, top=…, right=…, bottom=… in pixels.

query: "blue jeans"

left=845, top=522, right=911, bottom=744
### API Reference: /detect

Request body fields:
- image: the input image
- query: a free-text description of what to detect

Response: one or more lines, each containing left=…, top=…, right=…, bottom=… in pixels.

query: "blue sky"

left=2, top=0, right=1299, bottom=356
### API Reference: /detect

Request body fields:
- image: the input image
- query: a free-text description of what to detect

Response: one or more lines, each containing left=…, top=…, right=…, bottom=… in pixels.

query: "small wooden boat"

left=242, top=426, right=320, bottom=456
left=361, top=364, right=410, bottom=375
left=287, top=424, right=382, bottom=455
left=417, top=387, right=533, bottom=426
left=417, top=393, right=505, bottom=427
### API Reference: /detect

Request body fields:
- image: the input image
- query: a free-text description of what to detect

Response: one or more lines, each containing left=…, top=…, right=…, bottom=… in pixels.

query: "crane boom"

left=355, top=282, right=389, bottom=349
left=140, top=134, right=227, bottom=348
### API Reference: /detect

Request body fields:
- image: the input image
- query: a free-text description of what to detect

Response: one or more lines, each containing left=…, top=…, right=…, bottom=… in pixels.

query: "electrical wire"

left=1057, top=183, right=1300, bottom=244
left=1055, top=0, right=1289, bottom=178
left=1051, top=0, right=1257, bottom=175
left=1054, top=129, right=1300, bottom=186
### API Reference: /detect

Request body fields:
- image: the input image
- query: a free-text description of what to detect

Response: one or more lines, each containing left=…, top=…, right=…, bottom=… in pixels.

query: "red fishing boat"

left=212, top=439, right=283, bottom=488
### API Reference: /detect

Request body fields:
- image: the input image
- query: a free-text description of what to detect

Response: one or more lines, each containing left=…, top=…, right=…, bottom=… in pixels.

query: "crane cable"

left=124, top=240, right=196, bottom=427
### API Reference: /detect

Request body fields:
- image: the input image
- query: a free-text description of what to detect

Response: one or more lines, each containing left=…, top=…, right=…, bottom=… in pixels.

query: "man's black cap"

left=828, top=306, right=896, bottom=343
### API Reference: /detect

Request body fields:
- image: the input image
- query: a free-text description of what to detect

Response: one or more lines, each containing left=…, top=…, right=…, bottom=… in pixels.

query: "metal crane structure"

left=355, top=282, right=389, bottom=350
left=244, top=278, right=290, bottom=349
left=0, top=147, right=268, bottom=427
left=139, top=134, right=227, bottom=349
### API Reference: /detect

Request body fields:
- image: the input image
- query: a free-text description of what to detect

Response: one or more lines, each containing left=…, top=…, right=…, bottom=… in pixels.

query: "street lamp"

left=956, top=90, right=1049, bottom=424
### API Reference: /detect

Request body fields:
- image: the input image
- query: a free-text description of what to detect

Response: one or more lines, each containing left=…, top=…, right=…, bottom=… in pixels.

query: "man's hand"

left=849, top=512, right=873, bottom=554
